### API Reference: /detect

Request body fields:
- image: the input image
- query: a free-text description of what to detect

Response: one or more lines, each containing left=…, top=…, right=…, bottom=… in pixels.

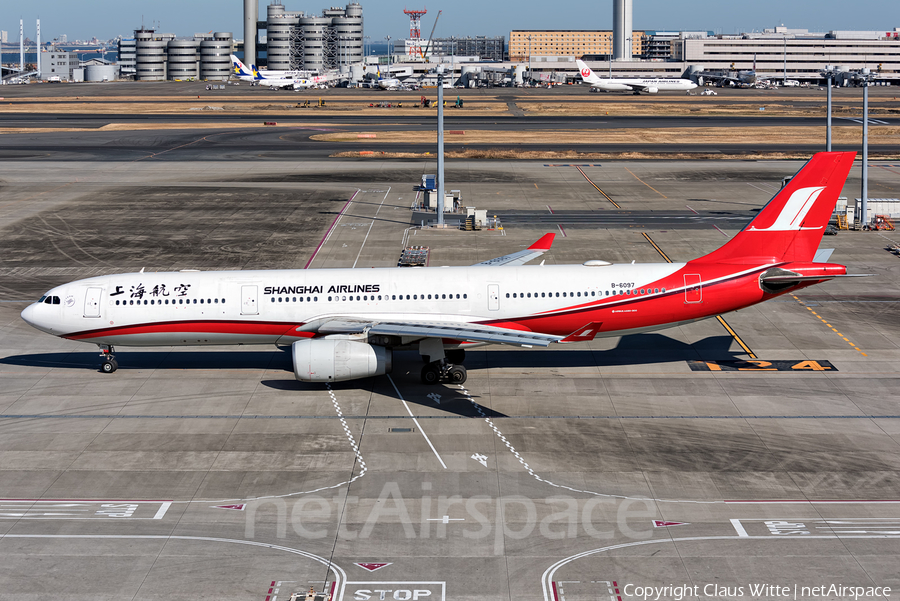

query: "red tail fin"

left=700, top=152, right=856, bottom=264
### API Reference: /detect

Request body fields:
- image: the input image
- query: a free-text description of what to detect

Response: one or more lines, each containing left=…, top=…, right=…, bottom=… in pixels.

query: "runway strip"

left=5, top=414, right=900, bottom=419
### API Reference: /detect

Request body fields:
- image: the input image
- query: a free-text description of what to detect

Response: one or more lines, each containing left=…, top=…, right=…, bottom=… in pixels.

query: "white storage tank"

left=85, top=64, right=117, bottom=82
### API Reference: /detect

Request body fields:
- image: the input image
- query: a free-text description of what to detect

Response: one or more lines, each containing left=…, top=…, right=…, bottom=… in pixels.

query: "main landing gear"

left=98, top=345, right=118, bottom=373
left=420, top=361, right=467, bottom=385
left=419, top=346, right=467, bottom=385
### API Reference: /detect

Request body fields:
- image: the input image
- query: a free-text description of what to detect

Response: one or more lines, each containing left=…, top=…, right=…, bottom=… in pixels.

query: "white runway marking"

left=540, top=534, right=900, bottom=601
left=305, top=189, right=359, bottom=269
left=0, top=534, right=345, bottom=598
left=181, top=384, right=367, bottom=505
left=840, top=117, right=889, bottom=125
left=746, top=182, right=777, bottom=194
left=387, top=375, right=447, bottom=469
left=731, top=518, right=749, bottom=537
left=352, top=187, right=390, bottom=269
left=459, top=385, right=722, bottom=506
left=0, top=500, right=171, bottom=520
left=459, top=386, right=900, bottom=507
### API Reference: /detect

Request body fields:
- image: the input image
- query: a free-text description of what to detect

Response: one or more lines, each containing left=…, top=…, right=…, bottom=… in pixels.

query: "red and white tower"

left=404, top=8, right=427, bottom=58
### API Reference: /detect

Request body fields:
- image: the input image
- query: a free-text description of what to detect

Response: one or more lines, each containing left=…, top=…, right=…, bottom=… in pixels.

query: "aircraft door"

left=241, top=285, right=259, bottom=315
left=684, top=274, right=702, bottom=303
left=488, top=284, right=500, bottom=311
left=84, top=287, right=102, bottom=318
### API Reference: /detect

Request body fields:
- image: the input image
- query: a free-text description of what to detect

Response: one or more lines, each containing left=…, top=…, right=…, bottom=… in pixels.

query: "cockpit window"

left=52, top=296, right=61, bottom=305
left=38, top=296, right=47, bottom=303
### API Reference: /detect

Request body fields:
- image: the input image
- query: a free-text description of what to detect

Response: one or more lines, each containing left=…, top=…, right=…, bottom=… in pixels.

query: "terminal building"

left=508, top=30, right=643, bottom=61
left=425, top=37, right=506, bottom=62
left=120, top=29, right=233, bottom=81
left=670, top=27, right=900, bottom=82
left=504, top=26, right=900, bottom=83
left=261, top=1, right=363, bottom=72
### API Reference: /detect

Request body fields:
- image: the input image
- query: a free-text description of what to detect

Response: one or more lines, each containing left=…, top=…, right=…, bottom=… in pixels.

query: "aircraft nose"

left=20, top=302, right=53, bottom=334
left=20, top=303, right=37, bottom=327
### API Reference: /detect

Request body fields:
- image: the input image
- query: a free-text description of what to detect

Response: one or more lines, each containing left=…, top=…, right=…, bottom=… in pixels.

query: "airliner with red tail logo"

left=576, top=59, right=697, bottom=94
left=21, top=152, right=864, bottom=385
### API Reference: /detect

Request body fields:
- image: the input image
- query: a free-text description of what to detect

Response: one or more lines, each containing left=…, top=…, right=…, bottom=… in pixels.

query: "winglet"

left=528, top=233, right=556, bottom=252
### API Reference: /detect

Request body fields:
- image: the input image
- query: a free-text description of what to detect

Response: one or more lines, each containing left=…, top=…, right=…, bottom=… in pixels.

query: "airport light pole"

left=436, top=65, right=445, bottom=226
left=861, top=68, right=873, bottom=229
left=821, top=65, right=836, bottom=151
left=782, top=35, right=787, bottom=86
left=450, top=36, right=455, bottom=83
left=527, top=35, right=532, bottom=83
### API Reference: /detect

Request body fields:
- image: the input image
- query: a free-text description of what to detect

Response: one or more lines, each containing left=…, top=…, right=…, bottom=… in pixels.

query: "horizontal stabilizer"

left=560, top=322, right=604, bottom=342
left=760, top=273, right=874, bottom=283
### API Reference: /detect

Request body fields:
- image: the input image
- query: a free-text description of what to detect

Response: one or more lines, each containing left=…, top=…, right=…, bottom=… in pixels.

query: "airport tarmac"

left=1, top=142, right=900, bottom=600
left=2, top=81, right=899, bottom=160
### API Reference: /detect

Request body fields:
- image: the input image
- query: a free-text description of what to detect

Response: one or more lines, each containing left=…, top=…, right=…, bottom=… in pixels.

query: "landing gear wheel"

left=101, top=359, right=118, bottom=374
left=421, top=363, right=441, bottom=385
left=447, top=365, right=467, bottom=384
left=446, top=349, right=466, bottom=364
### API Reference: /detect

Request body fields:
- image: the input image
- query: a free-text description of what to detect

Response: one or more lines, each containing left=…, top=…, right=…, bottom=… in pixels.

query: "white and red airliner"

left=22, top=152, right=860, bottom=384
left=576, top=59, right=697, bottom=94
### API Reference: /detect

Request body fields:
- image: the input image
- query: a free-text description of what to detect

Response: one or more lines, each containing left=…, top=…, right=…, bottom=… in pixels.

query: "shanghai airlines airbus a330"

left=22, top=152, right=862, bottom=385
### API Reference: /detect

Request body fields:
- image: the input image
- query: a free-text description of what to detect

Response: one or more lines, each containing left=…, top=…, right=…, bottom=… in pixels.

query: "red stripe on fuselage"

left=480, top=264, right=783, bottom=335
left=63, top=320, right=305, bottom=341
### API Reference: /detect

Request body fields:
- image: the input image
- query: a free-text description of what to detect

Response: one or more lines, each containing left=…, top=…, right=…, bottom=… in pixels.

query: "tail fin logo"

left=580, top=67, right=592, bottom=78
left=750, top=186, right=826, bottom=231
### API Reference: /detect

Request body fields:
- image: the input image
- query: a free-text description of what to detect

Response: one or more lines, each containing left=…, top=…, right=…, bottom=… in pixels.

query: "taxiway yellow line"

left=624, top=165, right=668, bottom=198
left=791, top=295, right=868, bottom=357
left=574, top=166, right=620, bottom=208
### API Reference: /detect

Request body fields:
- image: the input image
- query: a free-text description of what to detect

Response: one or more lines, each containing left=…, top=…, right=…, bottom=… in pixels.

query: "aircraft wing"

left=473, top=233, right=555, bottom=267
left=315, top=318, right=562, bottom=348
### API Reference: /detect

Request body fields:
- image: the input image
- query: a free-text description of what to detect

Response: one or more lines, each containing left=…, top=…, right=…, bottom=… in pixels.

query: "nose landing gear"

left=98, top=345, right=118, bottom=373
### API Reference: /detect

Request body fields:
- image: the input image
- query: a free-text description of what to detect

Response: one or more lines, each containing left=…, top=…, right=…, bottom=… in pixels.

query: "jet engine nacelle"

left=292, top=338, right=392, bottom=382
left=646, top=86, right=659, bottom=94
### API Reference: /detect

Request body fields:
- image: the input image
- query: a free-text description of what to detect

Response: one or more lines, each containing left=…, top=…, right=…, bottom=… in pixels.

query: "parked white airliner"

left=22, top=153, right=862, bottom=385
left=576, top=59, right=697, bottom=94
left=231, top=55, right=303, bottom=80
